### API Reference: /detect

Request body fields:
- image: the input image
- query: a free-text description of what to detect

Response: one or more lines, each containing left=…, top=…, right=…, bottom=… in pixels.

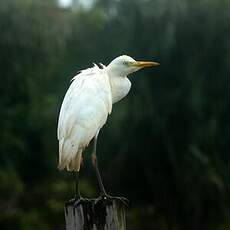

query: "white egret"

left=57, top=55, right=159, bottom=197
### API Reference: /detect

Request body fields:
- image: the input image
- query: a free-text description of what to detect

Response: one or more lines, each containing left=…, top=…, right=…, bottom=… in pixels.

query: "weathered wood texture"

left=65, top=197, right=128, bottom=230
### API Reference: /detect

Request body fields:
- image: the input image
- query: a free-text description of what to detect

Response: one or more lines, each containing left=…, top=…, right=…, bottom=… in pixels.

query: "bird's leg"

left=91, top=135, right=129, bottom=207
left=75, top=171, right=81, bottom=200
left=92, top=136, right=107, bottom=197
left=66, top=171, right=81, bottom=205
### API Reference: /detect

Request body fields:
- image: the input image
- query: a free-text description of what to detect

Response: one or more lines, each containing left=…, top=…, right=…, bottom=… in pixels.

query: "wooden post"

left=64, top=197, right=128, bottom=230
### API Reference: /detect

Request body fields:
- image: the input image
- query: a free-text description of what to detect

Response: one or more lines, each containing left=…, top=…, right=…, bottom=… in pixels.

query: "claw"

left=65, top=197, right=78, bottom=206
left=116, top=196, right=129, bottom=207
left=95, top=194, right=129, bottom=207
left=65, top=197, right=91, bottom=207
left=74, top=198, right=91, bottom=207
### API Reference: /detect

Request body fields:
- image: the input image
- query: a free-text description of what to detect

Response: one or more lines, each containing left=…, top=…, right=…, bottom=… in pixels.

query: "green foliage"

left=0, top=0, right=230, bottom=229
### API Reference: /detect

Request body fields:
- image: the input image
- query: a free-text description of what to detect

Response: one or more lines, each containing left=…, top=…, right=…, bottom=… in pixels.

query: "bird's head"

left=107, top=55, right=160, bottom=76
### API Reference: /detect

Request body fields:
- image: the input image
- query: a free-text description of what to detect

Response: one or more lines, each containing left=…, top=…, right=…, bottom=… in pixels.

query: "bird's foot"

left=95, top=193, right=129, bottom=207
left=65, top=196, right=91, bottom=207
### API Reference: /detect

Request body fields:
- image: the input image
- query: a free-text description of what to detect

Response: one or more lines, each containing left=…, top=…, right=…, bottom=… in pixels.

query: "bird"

left=57, top=55, right=159, bottom=198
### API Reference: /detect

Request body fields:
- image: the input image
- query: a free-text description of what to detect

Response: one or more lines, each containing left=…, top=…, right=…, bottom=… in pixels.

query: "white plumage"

left=57, top=55, right=159, bottom=171
left=58, top=65, right=112, bottom=171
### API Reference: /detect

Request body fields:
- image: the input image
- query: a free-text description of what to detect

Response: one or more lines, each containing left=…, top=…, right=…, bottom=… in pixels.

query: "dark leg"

left=66, top=171, right=82, bottom=205
left=92, top=136, right=107, bottom=196
left=91, top=134, right=129, bottom=206
left=75, top=171, right=81, bottom=199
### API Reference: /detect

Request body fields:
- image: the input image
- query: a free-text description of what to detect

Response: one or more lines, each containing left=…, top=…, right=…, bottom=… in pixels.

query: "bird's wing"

left=57, top=65, right=112, bottom=171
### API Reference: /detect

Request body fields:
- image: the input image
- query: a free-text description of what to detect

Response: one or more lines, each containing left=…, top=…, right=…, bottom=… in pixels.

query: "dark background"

left=0, top=0, right=230, bottom=229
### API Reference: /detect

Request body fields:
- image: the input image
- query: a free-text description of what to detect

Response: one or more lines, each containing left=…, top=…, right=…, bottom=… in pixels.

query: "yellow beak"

left=129, top=60, right=160, bottom=68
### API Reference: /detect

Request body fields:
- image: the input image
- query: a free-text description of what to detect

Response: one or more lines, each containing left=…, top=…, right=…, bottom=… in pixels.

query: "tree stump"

left=64, top=197, right=128, bottom=230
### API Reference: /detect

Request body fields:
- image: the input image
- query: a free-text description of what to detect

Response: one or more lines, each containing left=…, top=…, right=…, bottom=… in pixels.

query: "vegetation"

left=0, top=0, right=229, bottom=229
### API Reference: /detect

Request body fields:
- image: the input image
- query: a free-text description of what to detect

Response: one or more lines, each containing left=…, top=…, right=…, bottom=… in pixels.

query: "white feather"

left=57, top=65, right=112, bottom=171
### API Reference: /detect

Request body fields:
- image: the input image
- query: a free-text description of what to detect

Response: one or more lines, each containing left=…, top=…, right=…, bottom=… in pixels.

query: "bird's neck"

left=107, top=72, right=131, bottom=104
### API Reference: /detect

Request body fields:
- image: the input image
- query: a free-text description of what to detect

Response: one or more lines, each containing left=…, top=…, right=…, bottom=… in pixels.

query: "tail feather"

left=58, top=138, right=83, bottom=171
left=66, top=149, right=83, bottom=171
